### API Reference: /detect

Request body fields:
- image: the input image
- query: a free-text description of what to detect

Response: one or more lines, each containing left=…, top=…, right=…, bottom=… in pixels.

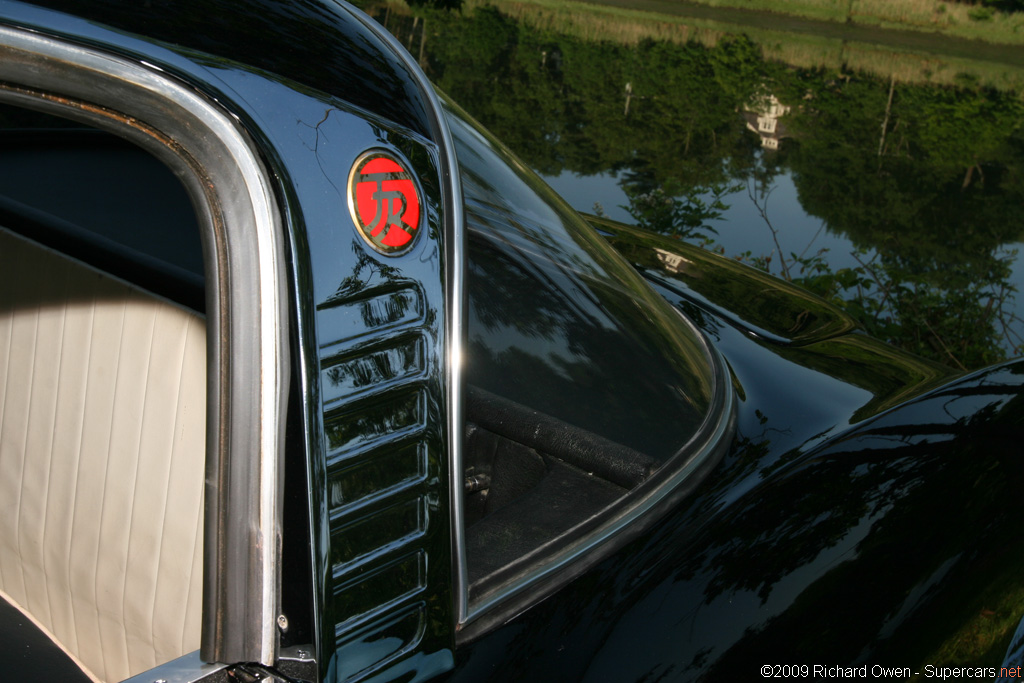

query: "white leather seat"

left=0, top=228, right=206, bottom=682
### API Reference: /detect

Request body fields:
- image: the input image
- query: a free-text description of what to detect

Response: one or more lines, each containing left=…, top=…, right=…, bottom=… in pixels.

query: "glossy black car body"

left=0, top=2, right=1022, bottom=682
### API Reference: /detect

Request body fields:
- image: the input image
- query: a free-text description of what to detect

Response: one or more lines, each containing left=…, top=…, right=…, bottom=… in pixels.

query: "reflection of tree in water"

left=416, top=6, right=767, bottom=190
left=619, top=180, right=737, bottom=244
left=618, top=69, right=1024, bottom=368
left=780, top=72, right=1024, bottom=367
left=787, top=74, right=1024, bottom=273
left=390, top=1, right=1024, bottom=367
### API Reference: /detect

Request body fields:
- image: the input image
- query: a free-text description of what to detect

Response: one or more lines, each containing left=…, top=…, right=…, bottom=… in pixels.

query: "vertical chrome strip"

left=0, top=25, right=288, bottom=666
left=345, top=6, right=469, bottom=626
left=435, top=86, right=470, bottom=630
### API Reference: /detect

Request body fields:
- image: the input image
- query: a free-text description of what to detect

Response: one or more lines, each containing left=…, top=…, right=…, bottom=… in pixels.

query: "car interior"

left=0, top=107, right=207, bottom=682
left=0, top=101, right=688, bottom=679
left=461, top=383, right=659, bottom=598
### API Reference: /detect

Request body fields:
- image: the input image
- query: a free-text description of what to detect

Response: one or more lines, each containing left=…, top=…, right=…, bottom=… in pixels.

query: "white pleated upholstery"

left=0, top=229, right=206, bottom=683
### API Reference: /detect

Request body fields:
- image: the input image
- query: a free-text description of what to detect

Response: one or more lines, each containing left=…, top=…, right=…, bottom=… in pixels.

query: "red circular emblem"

left=347, top=150, right=422, bottom=255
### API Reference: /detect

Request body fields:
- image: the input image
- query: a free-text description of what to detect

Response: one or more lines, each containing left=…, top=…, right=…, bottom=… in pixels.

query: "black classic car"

left=1, top=1, right=1023, bottom=682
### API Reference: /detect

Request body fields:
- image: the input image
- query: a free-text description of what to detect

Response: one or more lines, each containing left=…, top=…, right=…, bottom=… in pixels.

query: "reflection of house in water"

left=656, top=249, right=694, bottom=274
left=742, top=95, right=790, bottom=150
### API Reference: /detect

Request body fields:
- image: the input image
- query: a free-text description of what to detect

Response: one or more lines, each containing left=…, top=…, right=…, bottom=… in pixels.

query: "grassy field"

left=475, top=0, right=1024, bottom=90
left=670, top=0, right=1024, bottom=44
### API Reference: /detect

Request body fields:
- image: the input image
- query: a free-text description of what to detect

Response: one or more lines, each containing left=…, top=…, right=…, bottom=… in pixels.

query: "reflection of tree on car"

left=2, top=2, right=1024, bottom=683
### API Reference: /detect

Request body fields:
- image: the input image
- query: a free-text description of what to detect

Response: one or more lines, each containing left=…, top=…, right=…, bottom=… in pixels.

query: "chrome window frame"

left=0, top=23, right=289, bottom=670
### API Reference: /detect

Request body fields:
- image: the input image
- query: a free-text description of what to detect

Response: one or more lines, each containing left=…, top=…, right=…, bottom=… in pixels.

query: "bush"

left=968, top=6, right=996, bottom=21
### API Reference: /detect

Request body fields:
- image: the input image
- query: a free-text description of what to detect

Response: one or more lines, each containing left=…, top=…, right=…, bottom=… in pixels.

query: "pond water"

left=365, top=1, right=1024, bottom=370
left=543, top=164, right=872, bottom=273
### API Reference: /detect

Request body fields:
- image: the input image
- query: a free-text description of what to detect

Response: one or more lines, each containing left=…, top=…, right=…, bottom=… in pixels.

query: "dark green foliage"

left=406, top=0, right=463, bottom=10
left=782, top=248, right=1018, bottom=371
left=421, top=12, right=770, bottom=186
left=952, top=0, right=1024, bottom=15
left=968, top=5, right=996, bottom=20
left=370, top=3, right=1024, bottom=370
left=621, top=180, right=734, bottom=242
left=770, top=69, right=1024, bottom=368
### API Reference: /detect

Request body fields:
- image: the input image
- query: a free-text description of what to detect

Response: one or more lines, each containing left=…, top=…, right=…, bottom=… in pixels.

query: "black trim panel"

left=0, top=194, right=205, bottom=312
left=0, top=593, right=93, bottom=683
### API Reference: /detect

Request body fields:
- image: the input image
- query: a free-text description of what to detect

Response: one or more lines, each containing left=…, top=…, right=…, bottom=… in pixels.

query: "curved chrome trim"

left=0, top=25, right=288, bottom=666
left=459, top=307, right=735, bottom=636
left=343, top=5, right=469, bottom=627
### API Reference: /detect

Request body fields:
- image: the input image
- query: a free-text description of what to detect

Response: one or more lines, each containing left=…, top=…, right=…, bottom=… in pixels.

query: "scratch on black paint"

left=299, top=107, right=343, bottom=198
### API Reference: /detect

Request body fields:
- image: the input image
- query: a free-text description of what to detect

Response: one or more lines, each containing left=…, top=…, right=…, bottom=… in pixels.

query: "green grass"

left=475, top=0, right=1024, bottom=90
left=676, top=0, right=1024, bottom=45
left=910, top=546, right=1024, bottom=676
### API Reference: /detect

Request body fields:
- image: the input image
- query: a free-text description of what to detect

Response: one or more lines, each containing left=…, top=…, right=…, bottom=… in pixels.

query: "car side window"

left=0, top=104, right=205, bottom=311
left=446, top=98, right=726, bottom=618
left=0, top=103, right=207, bottom=682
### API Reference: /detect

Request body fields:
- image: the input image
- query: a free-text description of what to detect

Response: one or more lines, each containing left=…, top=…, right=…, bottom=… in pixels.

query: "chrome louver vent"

left=316, top=279, right=452, bottom=682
